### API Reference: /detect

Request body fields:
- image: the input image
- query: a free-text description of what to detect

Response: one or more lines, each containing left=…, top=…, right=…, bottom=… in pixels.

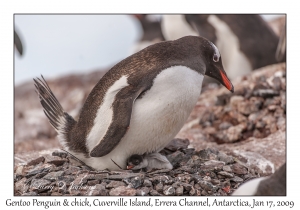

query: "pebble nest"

left=14, top=139, right=263, bottom=196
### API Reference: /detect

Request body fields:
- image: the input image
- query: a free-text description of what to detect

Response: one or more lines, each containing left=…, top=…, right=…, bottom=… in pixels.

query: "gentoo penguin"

left=161, top=15, right=280, bottom=79
left=14, top=30, right=23, bottom=56
left=130, top=14, right=165, bottom=54
left=127, top=153, right=173, bottom=171
left=34, top=35, right=234, bottom=170
left=232, top=163, right=286, bottom=196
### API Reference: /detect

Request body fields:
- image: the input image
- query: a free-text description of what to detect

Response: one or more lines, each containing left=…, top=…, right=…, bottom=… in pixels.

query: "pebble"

left=109, top=186, right=136, bottom=196
left=231, top=163, right=248, bottom=175
left=136, top=187, right=150, bottom=196
left=106, top=181, right=126, bottom=189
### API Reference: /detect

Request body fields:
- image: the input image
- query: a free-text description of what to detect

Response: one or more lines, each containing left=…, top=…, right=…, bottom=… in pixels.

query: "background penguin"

left=14, top=29, right=24, bottom=56
left=34, top=35, right=234, bottom=170
left=161, top=14, right=280, bottom=80
left=232, top=163, right=286, bottom=196
left=127, top=153, right=173, bottom=171
left=130, top=14, right=165, bottom=54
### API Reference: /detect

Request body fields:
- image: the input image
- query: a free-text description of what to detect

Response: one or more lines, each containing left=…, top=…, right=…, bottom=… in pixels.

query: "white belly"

left=77, top=66, right=204, bottom=170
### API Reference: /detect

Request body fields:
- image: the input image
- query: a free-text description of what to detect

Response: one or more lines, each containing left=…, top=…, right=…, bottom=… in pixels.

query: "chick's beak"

left=127, top=165, right=134, bottom=170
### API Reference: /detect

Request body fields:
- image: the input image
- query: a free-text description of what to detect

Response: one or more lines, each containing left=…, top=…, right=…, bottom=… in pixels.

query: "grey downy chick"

left=127, top=153, right=173, bottom=171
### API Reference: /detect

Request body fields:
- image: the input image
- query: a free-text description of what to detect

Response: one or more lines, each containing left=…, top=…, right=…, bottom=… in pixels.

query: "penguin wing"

left=90, top=85, right=147, bottom=157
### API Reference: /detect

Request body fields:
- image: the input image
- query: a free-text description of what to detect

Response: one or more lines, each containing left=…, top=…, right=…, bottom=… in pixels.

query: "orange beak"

left=127, top=165, right=134, bottom=170
left=220, top=70, right=234, bottom=93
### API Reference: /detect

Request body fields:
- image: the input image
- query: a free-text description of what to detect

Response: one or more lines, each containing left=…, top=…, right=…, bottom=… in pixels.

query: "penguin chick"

left=127, top=153, right=173, bottom=171
left=34, top=35, right=234, bottom=171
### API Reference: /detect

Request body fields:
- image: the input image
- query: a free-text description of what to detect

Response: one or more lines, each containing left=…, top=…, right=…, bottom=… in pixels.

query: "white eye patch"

left=210, top=42, right=220, bottom=62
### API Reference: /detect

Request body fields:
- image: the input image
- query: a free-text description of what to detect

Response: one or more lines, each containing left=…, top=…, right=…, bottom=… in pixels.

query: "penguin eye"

left=213, top=54, right=219, bottom=62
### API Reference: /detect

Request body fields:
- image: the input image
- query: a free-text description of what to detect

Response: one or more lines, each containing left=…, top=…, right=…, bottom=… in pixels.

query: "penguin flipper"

left=90, top=85, right=146, bottom=157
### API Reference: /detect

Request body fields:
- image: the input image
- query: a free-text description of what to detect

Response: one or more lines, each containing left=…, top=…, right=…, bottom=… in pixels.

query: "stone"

left=231, top=163, right=248, bottom=175
left=229, top=95, right=244, bottom=108
left=52, top=150, right=68, bottom=158
left=130, top=175, right=144, bottom=189
left=164, top=138, right=190, bottom=152
left=87, top=180, right=99, bottom=186
left=106, top=181, right=126, bottom=189
left=163, top=185, right=175, bottom=195
left=136, top=187, right=150, bottom=196
left=175, top=185, right=184, bottom=195
left=218, top=171, right=234, bottom=178
left=218, top=121, right=233, bottom=130
left=30, top=179, right=52, bottom=192
left=253, top=89, right=279, bottom=98
left=181, top=183, right=193, bottom=191
left=167, top=151, right=185, bottom=167
left=218, top=152, right=234, bottom=164
left=149, top=189, right=162, bottom=196
left=231, top=176, right=244, bottom=183
left=25, top=167, right=51, bottom=178
left=222, top=165, right=232, bottom=172
left=142, top=179, right=153, bottom=188
left=26, top=157, right=45, bottom=166
left=87, top=184, right=107, bottom=196
left=155, top=183, right=164, bottom=193
left=199, top=181, right=217, bottom=192
left=109, top=186, right=136, bottom=196
left=15, top=177, right=28, bottom=194
left=15, top=165, right=24, bottom=176
left=43, top=171, right=64, bottom=181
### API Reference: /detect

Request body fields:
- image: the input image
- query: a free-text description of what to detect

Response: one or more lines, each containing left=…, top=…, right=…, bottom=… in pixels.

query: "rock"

left=26, top=157, right=45, bottom=167
left=109, top=186, right=136, bottom=196
left=87, top=184, right=107, bottom=196
left=231, top=176, right=244, bottom=183
left=218, top=152, right=234, bottom=164
left=130, top=175, right=144, bottom=189
left=253, top=89, right=279, bottom=98
left=15, top=165, right=24, bottom=176
left=229, top=95, right=244, bottom=108
left=231, top=163, right=248, bottom=175
left=222, top=165, right=232, bottom=172
left=149, top=189, right=162, bottom=196
left=167, top=151, right=185, bottom=166
left=175, top=185, right=184, bottom=195
left=164, top=138, right=190, bottom=152
left=218, top=171, right=234, bottom=178
left=136, top=187, right=150, bottom=196
left=142, top=179, right=153, bottom=188
left=218, top=122, right=233, bottom=130
left=106, top=181, right=126, bottom=189
left=163, top=185, right=176, bottom=195
left=87, top=180, right=99, bottom=186
left=30, top=179, right=52, bottom=192
left=22, top=192, right=38, bottom=196
left=155, top=183, right=164, bottom=193
left=52, top=150, right=68, bottom=159
left=44, top=155, right=68, bottom=166
left=15, top=177, right=28, bottom=194
left=25, top=167, right=51, bottom=178
left=199, top=181, right=217, bottom=192
left=43, top=171, right=64, bottom=181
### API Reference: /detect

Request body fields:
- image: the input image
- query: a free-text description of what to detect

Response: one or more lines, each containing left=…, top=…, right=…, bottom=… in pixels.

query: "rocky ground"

left=14, top=139, right=263, bottom=196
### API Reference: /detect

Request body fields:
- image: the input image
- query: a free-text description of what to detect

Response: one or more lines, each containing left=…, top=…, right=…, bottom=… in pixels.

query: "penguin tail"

left=33, top=75, right=76, bottom=148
